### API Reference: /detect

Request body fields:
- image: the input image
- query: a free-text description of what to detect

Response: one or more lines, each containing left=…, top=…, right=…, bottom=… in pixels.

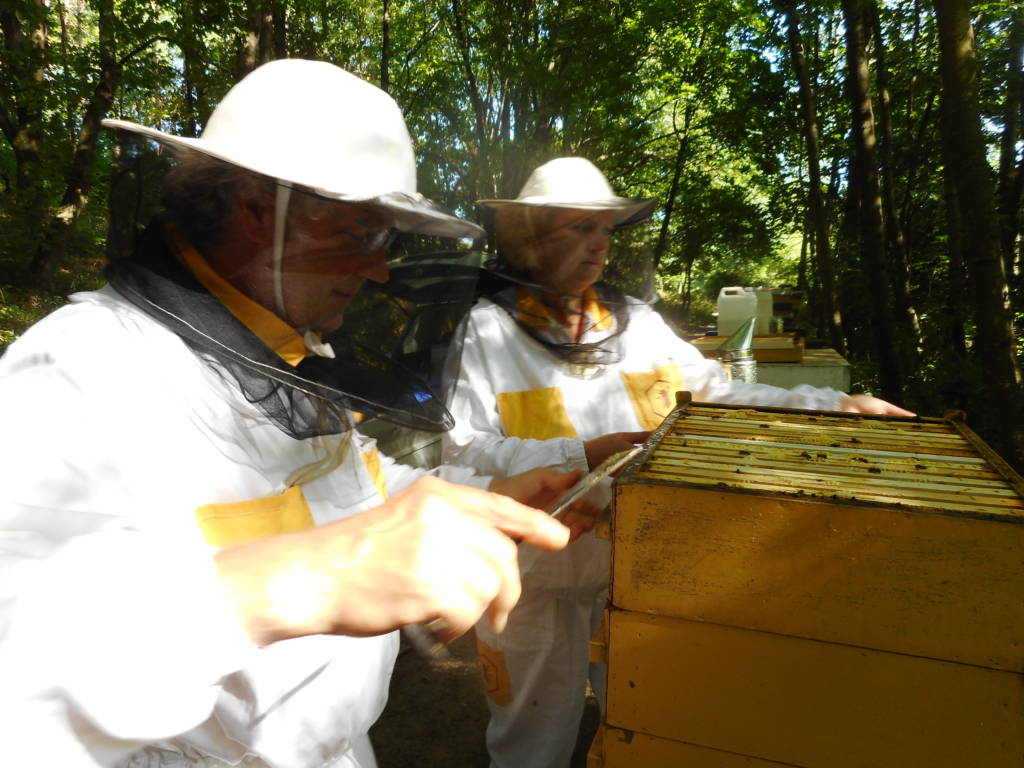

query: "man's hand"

left=839, top=394, right=916, bottom=416
left=584, top=431, right=650, bottom=470
left=489, top=468, right=602, bottom=542
left=215, top=476, right=569, bottom=647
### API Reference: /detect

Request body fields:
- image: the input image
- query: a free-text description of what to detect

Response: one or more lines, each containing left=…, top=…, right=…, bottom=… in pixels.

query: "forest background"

left=1, top=0, right=1022, bottom=464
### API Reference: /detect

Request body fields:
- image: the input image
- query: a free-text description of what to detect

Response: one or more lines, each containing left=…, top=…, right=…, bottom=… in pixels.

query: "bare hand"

left=215, top=476, right=570, bottom=646
left=839, top=394, right=916, bottom=417
left=584, top=431, right=650, bottom=470
left=489, top=468, right=603, bottom=542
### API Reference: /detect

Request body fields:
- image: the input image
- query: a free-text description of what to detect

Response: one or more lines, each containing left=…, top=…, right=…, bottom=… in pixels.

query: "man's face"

left=266, top=197, right=395, bottom=333
left=531, top=209, right=615, bottom=296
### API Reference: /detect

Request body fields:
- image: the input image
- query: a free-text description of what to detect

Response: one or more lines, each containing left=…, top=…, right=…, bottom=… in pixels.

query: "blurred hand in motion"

left=216, top=475, right=570, bottom=646
left=840, top=394, right=916, bottom=417
left=489, top=467, right=603, bottom=542
left=584, top=430, right=650, bottom=470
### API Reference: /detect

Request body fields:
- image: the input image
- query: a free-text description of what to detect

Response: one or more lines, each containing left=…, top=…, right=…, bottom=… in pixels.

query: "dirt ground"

left=369, top=629, right=599, bottom=767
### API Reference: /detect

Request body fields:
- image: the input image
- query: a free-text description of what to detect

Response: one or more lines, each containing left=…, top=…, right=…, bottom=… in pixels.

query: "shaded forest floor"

left=0, top=252, right=104, bottom=350
left=370, top=628, right=599, bottom=767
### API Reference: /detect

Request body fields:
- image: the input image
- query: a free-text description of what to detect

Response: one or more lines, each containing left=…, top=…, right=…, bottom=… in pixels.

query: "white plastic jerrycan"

left=716, top=286, right=757, bottom=337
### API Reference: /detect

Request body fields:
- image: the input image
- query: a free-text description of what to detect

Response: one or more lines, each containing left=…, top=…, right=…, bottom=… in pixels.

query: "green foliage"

left=0, top=251, right=104, bottom=353
left=0, top=0, right=1021, bottom=458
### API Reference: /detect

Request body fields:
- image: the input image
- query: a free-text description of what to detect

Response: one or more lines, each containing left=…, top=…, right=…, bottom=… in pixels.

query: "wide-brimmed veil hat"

left=477, top=157, right=657, bottom=228
left=102, top=59, right=482, bottom=239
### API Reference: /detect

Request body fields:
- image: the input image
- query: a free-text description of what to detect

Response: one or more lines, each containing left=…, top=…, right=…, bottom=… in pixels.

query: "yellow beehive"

left=589, top=398, right=1024, bottom=768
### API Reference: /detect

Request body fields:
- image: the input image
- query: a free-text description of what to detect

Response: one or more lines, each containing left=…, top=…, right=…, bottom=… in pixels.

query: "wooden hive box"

left=690, top=333, right=805, bottom=363
left=589, top=397, right=1024, bottom=768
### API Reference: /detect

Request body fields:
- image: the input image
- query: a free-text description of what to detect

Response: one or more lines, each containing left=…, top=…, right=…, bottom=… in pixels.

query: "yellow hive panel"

left=605, top=609, right=1024, bottom=768
left=590, top=724, right=789, bottom=768
left=612, top=481, right=1024, bottom=670
left=612, top=402, right=1024, bottom=670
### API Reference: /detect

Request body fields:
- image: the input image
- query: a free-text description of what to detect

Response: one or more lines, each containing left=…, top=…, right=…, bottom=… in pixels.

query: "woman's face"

left=531, top=209, right=615, bottom=296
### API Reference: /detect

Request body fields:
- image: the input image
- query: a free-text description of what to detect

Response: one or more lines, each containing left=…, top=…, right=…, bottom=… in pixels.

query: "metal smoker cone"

left=717, top=316, right=756, bottom=383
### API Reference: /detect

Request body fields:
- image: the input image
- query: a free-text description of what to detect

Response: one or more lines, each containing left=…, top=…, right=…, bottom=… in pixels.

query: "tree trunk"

left=238, top=8, right=260, bottom=77
left=997, top=7, right=1023, bottom=306
left=271, top=0, right=286, bottom=59
left=681, top=259, right=694, bottom=324
left=942, top=171, right=969, bottom=363
left=777, top=0, right=843, bottom=352
left=30, top=0, right=120, bottom=277
left=0, top=0, right=49, bottom=261
left=838, top=149, right=867, bottom=359
left=56, top=0, right=75, bottom=143
left=843, top=0, right=904, bottom=401
left=898, top=87, right=937, bottom=254
left=653, top=106, right=693, bottom=273
left=448, top=0, right=488, bottom=202
left=238, top=1, right=274, bottom=78
left=867, top=0, right=921, bottom=373
left=935, top=0, right=1024, bottom=463
left=181, top=1, right=198, bottom=138
left=380, top=0, right=390, bottom=93
left=938, top=169, right=973, bottom=415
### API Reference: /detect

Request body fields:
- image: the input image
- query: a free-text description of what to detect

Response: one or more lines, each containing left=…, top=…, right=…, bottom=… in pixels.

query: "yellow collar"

left=515, top=287, right=614, bottom=332
left=583, top=288, right=614, bottom=331
left=172, top=233, right=309, bottom=367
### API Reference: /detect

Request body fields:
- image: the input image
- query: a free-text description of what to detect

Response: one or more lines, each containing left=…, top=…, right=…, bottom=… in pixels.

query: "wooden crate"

left=592, top=399, right=1024, bottom=768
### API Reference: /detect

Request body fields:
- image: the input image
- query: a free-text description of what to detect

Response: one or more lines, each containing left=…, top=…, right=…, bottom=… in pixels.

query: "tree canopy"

left=1, top=0, right=1022, bottom=461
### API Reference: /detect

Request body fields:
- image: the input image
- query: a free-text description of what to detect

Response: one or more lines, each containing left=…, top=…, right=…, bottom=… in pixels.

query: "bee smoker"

left=717, top=316, right=757, bottom=384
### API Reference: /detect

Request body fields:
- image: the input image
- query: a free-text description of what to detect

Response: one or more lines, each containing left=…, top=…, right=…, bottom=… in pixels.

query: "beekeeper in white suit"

left=443, top=157, right=914, bottom=767
left=0, top=61, right=598, bottom=768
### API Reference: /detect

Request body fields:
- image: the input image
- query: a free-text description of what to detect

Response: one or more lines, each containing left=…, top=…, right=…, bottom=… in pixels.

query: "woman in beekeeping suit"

left=443, top=156, right=912, bottom=767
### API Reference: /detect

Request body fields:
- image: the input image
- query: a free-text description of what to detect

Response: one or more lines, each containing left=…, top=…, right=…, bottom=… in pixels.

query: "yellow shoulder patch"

left=194, top=485, right=314, bottom=547
left=496, top=387, right=578, bottom=440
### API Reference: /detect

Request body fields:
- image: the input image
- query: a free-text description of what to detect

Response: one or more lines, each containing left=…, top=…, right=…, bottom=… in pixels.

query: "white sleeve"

left=441, top=312, right=588, bottom=476
left=0, top=360, right=256, bottom=764
left=642, top=309, right=847, bottom=411
left=376, top=443, right=493, bottom=494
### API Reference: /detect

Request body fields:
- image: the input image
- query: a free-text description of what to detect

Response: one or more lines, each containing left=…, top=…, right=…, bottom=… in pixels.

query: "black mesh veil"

left=350, top=249, right=499, bottom=410
left=105, top=136, right=465, bottom=438
left=106, top=221, right=455, bottom=437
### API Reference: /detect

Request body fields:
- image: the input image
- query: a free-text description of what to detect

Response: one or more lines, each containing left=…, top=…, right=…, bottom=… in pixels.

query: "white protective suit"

left=0, top=285, right=487, bottom=768
left=442, top=291, right=845, bottom=768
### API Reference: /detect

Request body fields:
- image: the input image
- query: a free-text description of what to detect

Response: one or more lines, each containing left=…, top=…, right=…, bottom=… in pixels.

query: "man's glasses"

left=281, top=183, right=398, bottom=256
left=341, top=223, right=398, bottom=256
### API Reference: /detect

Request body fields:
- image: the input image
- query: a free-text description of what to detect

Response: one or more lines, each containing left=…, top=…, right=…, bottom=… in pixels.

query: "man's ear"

left=235, top=191, right=275, bottom=246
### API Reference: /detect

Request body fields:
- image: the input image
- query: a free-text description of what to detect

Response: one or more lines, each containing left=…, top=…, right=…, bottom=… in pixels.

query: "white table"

left=754, top=348, right=851, bottom=391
